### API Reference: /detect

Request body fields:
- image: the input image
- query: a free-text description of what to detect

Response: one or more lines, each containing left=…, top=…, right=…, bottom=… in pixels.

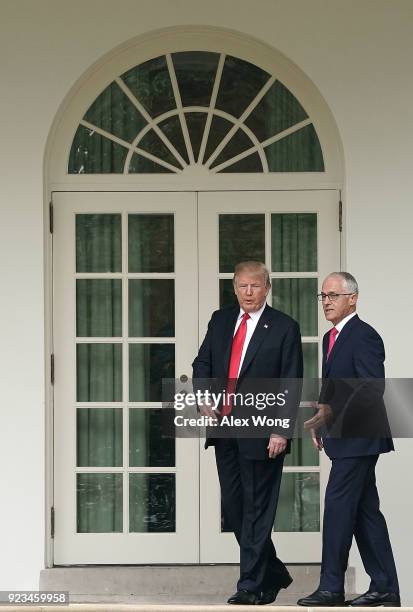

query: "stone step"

left=0, top=605, right=407, bottom=612
left=40, top=564, right=355, bottom=605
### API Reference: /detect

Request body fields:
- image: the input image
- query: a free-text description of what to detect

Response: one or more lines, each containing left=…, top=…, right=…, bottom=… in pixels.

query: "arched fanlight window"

left=69, top=52, right=324, bottom=174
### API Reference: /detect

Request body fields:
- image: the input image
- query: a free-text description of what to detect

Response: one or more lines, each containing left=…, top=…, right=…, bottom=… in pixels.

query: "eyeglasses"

left=317, top=293, right=355, bottom=302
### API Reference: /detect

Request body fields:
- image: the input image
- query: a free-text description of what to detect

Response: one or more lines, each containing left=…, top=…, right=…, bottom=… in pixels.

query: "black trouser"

left=320, top=454, right=399, bottom=594
left=214, top=438, right=288, bottom=593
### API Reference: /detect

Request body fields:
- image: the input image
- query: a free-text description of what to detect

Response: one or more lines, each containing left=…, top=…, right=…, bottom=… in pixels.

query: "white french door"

left=53, top=192, right=199, bottom=563
left=198, top=190, right=340, bottom=562
left=53, top=189, right=339, bottom=565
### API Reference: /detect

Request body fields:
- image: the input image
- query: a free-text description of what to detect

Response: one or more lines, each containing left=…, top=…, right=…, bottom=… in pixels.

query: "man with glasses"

left=297, top=272, right=400, bottom=607
left=193, top=261, right=302, bottom=605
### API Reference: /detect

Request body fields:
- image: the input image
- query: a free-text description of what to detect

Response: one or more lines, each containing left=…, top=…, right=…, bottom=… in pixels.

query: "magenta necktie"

left=222, top=313, right=250, bottom=416
left=326, top=327, right=338, bottom=360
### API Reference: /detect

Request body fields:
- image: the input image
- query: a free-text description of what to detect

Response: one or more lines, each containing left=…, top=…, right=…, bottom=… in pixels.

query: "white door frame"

left=51, top=188, right=340, bottom=564
left=50, top=188, right=340, bottom=565
left=53, top=191, right=199, bottom=564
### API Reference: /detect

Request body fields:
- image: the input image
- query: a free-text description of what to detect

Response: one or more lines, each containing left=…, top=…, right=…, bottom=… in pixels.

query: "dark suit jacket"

left=319, top=314, right=394, bottom=459
left=192, top=304, right=303, bottom=459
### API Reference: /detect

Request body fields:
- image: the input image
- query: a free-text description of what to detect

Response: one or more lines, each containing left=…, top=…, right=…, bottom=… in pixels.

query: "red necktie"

left=326, top=327, right=338, bottom=360
left=222, top=313, right=250, bottom=417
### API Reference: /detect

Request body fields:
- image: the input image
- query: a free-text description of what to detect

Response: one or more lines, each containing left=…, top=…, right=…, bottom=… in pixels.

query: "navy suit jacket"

left=192, top=304, right=303, bottom=460
left=320, top=314, right=394, bottom=459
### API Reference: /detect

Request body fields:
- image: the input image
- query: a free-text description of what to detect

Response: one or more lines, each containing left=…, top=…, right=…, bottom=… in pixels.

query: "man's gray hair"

left=233, top=261, right=271, bottom=288
left=328, top=272, right=359, bottom=294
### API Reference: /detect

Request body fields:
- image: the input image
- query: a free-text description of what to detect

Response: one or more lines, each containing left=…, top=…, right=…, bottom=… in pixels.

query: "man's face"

left=234, top=271, right=269, bottom=313
left=321, top=275, right=358, bottom=325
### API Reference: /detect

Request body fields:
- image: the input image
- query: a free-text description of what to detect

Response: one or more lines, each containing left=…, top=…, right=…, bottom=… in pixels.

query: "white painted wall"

left=0, top=0, right=412, bottom=601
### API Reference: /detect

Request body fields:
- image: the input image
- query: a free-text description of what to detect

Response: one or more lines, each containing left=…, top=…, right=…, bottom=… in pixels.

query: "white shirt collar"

left=238, top=301, right=267, bottom=322
left=334, top=311, right=357, bottom=334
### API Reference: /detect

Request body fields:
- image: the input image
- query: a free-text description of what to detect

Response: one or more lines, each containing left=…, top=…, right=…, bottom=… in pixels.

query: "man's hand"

left=303, top=403, right=332, bottom=430
left=310, top=428, right=323, bottom=451
left=198, top=400, right=218, bottom=421
left=267, top=433, right=287, bottom=458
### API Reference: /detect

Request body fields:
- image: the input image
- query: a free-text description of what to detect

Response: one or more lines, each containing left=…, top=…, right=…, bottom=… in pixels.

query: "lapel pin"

left=264, top=324, right=268, bottom=329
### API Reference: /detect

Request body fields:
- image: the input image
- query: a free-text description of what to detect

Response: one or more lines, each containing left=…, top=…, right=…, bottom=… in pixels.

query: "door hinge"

left=49, top=201, right=53, bottom=234
left=51, top=506, right=55, bottom=539
left=338, top=199, right=343, bottom=232
left=51, top=354, right=55, bottom=385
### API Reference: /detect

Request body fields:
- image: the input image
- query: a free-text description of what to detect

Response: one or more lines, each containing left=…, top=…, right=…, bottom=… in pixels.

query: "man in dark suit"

left=192, top=261, right=303, bottom=605
left=298, top=272, right=400, bottom=607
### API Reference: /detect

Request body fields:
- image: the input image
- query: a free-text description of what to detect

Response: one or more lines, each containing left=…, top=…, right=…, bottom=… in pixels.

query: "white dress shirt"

left=334, top=311, right=357, bottom=337
left=233, top=301, right=267, bottom=376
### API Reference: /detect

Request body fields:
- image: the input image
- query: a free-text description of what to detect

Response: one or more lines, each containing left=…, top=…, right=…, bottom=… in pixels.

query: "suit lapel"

left=223, top=307, right=240, bottom=375
left=322, top=333, right=329, bottom=376
left=238, top=305, right=273, bottom=379
left=324, top=314, right=360, bottom=375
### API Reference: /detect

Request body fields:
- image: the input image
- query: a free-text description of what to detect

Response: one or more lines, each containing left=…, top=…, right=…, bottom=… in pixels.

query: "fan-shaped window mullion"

left=184, top=113, right=208, bottom=163
left=219, top=152, right=263, bottom=173
left=129, top=153, right=174, bottom=174
left=166, top=54, right=195, bottom=165
left=265, top=123, right=324, bottom=171
left=69, top=125, right=129, bottom=173
left=245, top=80, right=309, bottom=142
left=212, top=117, right=312, bottom=174
left=157, top=115, right=190, bottom=166
left=172, top=51, right=220, bottom=107
left=121, top=56, right=175, bottom=118
left=78, top=119, right=181, bottom=174
left=80, top=119, right=132, bottom=151
left=130, top=147, right=182, bottom=173
left=204, top=76, right=276, bottom=169
left=198, top=53, right=226, bottom=165
left=69, top=51, right=325, bottom=174
left=124, top=123, right=152, bottom=173
left=261, top=118, right=312, bottom=148
left=125, top=114, right=185, bottom=173
left=215, top=55, right=270, bottom=118
left=129, top=108, right=201, bottom=164
left=207, top=110, right=267, bottom=173
left=116, top=77, right=187, bottom=169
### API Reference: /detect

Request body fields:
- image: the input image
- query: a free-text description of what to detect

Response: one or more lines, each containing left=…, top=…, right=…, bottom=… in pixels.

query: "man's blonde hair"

left=233, top=261, right=271, bottom=288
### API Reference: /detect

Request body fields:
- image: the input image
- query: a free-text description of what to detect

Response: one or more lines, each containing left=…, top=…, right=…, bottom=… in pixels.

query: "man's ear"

left=350, top=293, right=358, bottom=307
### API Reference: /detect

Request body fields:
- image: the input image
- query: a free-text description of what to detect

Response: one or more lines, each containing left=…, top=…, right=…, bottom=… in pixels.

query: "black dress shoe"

left=257, top=589, right=278, bottom=605
left=297, top=589, right=345, bottom=606
left=227, top=589, right=259, bottom=605
left=258, top=573, right=293, bottom=605
left=346, top=591, right=401, bottom=607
